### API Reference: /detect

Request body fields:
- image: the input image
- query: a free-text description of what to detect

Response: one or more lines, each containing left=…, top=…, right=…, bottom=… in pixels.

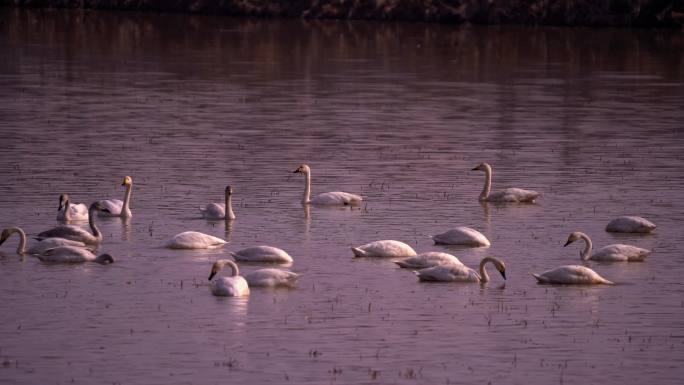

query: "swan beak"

left=500, top=270, right=506, bottom=280
left=0, top=235, right=7, bottom=245
left=208, top=271, right=216, bottom=281
left=563, top=240, right=572, bottom=247
left=471, top=166, right=479, bottom=171
left=293, top=169, right=300, bottom=173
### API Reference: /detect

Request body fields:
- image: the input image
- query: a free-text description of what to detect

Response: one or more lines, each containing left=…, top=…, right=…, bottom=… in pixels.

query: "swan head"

left=95, top=253, right=115, bottom=264
left=495, top=259, right=506, bottom=280
left=225, top=185, right=233, bottom=196
left=0, top=229, right=12, bottom=245
left=58, top=194, right=70, bottom=211
left=293, top=164, right=311, bottom=175
left=564, top=232, right=583, bottom=247
left=121, top=176, right=133, bottom=186
left=471, top=163, right=491, bottom=172
left=209, top=259, right=238, bottom=280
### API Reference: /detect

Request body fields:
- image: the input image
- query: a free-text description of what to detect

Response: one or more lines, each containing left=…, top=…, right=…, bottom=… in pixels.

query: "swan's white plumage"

left=27, top=238, right=90, bottom=255
left=37, top=246, right=114, bottom=264
left=245, top=269, right=299, bottom=287
left=200, top=186, right=236, bottom=220
left=606, top=216, right=656, bottom=233
left=57, top=194, right=88, bottom=221
left=431, top=227, right=490, bottom=247
left=294, top=164, right=363, bottom=206
left=165, top=231, right=226, bottom=249
left=230, top=246, right=293, bottom=264
left=351, top=240, right=417, bottom=258
left=416, top=256, right=506, bottom=283
left=395, top=252, right=463, bottom=269
left=472, top=163, right=539, bottom=203
left=533, top=265, right=613, bottom=285
left=98, top=176, right=133, bottom=218
left=565, top=231, right=650, bottom=262
left=209, top=259, right=249, bottom=297
left=37, top=202, right=105, bottom=245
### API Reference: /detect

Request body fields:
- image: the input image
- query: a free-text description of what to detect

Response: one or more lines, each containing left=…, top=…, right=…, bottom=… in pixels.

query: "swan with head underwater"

left=472, top=162, right=540, bottom=203
left=199, top=185, right=236, bottom=220
left=244, top=268, right=299, bottom=287
left=56, top=194, right=88, bottom=222
left=166, top=231, right=227, bottom=249
left=351, top=240, right=416, bottom=258
left=293, top=164, right=363, bottom=206
left=415, top=256, right=506, bottom=283
left=208, top=259, right=250, bottom=297
left=36, top=202, right=108, bottom=245
left=37, top=246, right=114, bottom=264
left=564, top=231, right=650, bottom=262
left=0, top=226, right=91, bottom=255
left=606, top=216, right=656, bottom=233
left=98, top=176, right=133, bottom=218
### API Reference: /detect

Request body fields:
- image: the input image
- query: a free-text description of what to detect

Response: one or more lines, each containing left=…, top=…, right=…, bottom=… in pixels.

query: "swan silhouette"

left=416, top=256, right=506, bottom=283
left=472, top=163, right=539, bottom=203
left=200, top=185, right=236, bottom=220
left=56, top=194, right=88, bottom=221
left=605, top=216, right=656, bottom=233
left=564, top=231, right=650, bottom=262
left=351, top=240, right=416, bottom=258
left=208, top=259, right=250, bottom=297
left=36, top=202, right=107, bottom=245
left=98, top=176, right=133, bottom=218
left=293, top=164, right=363, bottom=206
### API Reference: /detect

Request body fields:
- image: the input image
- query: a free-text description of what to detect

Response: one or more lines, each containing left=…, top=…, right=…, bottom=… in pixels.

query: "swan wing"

left=432, top=227, right=490, bottom=247
left=605, top=216, right=656, bottom=233
left=592, top=244, right=650, bottom=262
left=98, top=199, right=123, bottom=216
left=535, top=265, right=613, bottom=284
left=395, top=252, right=462, bottom=269
left=352, top=240, right=416, bottom=258
left=27, top=237, right=88, bottom=255
left=231, top=246, right=293, bottom=263
left=36, top=225, right=95, bottom=244
left=245, top=269, right=299, bottom=287
left=200, top=203, right=226, bottom=219
left=38, top=246, right=95, bottom=263
left=166, top=231, right=226, bottom=249
left=312, top=192, right=363, bottom=206
left=489, top=188, right=540, bottom=203
left=211, top=276, right=250, bottom=297
left=416, top=264, right=478, bottom=282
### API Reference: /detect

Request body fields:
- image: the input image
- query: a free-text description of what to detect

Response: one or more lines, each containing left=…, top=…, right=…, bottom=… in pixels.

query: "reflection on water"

left=1, top=8, right=684, bottom=385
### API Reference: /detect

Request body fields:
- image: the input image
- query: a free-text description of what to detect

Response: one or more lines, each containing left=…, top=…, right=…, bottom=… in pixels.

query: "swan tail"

left=394, top=260, right=409, bottom=268
left=532, top=274, right=545, bottom=283
left=351, top=247, right=367, bottom=258
left=601, top=277, right=615, bottom=285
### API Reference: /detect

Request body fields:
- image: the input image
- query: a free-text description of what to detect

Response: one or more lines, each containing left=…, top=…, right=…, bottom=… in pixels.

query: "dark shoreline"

left=2, top=0, right=683, bottom=28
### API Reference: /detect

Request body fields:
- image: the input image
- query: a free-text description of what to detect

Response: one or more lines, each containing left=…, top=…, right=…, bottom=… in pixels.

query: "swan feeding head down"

left=471, top=162, right=540, bottom=203
left=38, top=246, right=114, bottom=264
left=200, top=185, right=236, bottom=220
left=98, top=176, right=133, bottom=218
left=208, top=259, right=250, bottom=297
left=564, top=231, right=650, bottom=262
left=293, top=164, right=363, bottom=206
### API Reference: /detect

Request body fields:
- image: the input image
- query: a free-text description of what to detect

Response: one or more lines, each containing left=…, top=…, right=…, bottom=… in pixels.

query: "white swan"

left=395, top=251, right=463, bottom=269
left=293, top=164, right=363, bottom=206
left=533, top=265, right=613, bottom=285
left=472, top=163, right=540, bottom=203
left=36, top=202, right=107, bottom=245
left=199, top=185, right=236, bottom=220
left=98, top=176, right=133, bottom=218
left=430, top=227, right=490, bottom=247
left=208, top=259, right=250, bottom=297
left=0, top=227, right=90, bottom=255
left=564, top=231, right=650, bottom=262
left=56, top=194, right=88, bottom=221
left=230, top=246, right=293, bottom=264
left=244, top=269, right=299, bottom=287
left=37, top=246, right=114, bottom=264
left=165, top=231, right=227, bottom=249
left=605, top=216, right=656, bottom=233
left=351, top=240, right=417, bottom=258
left=416, top=256, right=506, bottom=283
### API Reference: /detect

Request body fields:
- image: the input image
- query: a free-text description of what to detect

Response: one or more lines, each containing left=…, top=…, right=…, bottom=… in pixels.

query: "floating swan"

left=430, top=227, right=490, bottom=247
left=533, top=265, right=614, bottom=285
left=37, top=246, right=114, bottom=264
left=56, top=194, right=88, bottom=221
left=208, top=259, right=250, bottom=297
left=165, top=231, right=227, bottom=249
left=293, top=164, right=363, bottom=206
left=0, top=227, right=90, bottom=255
left=98, top=176, right=133, bottom=218
left=351, top=240, right=417, bottom=258
left=36, top=202, right=107, bottom=245
left=564, top=231, right=650, bottom=262
left=230, top=246, right=293, bottom=264
left=244, top=268, right=299, bottom=287
left=605, top=216, right=656, bottom=233
left=416, top=256, right=506, bottom=283
left=472, top=163, right=539, bottom=203
left=395, top=251, right=463, bottom=269
left=199, top=185, right=236, bottom=220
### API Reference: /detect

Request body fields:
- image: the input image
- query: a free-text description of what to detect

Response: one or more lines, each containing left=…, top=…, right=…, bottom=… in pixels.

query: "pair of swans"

left=200, top=185, right=236, bottom=220
left=294, top=164, right=363, bottom=206
left=606, top=216, right=656, bottom=233
left=56, top=176, right=133, bottom=221
left=472, top=163, right=540, bottom=203
left=0, top=227, right=113, bottom=264
left=350, top=228, right=489, bottom=259
left=37, top=202, right=109, bottom=245
left=165, top=233, right=294, bottom=265
left=208, top=259, right=299, bottom=297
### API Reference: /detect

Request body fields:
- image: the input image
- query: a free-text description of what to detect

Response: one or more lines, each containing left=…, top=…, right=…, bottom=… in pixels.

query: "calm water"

left=1, top=8, right=684, bottom=385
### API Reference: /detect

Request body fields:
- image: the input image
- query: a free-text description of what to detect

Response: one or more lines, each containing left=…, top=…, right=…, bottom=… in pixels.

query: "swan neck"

left=226, top=260, right=239, bottom=277
left=88, top=206, right=102, bottom=241
left=11, top=227, right=27, bottom=254
left=479, top=257, right=493, bottom=283
left=480, top=166, right=492, bottom=201
left=121, top=183, right=132, bottom=218
left=579, top=233, right=592, bottom=261
left=63, top=202, right=72, bottom=221
left=302, top=172, right=311, bottom=204
left=226, top=193, right=236, bottom=220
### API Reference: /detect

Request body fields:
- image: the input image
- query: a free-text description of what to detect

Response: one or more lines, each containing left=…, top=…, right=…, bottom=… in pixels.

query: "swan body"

left=244, top=269, right=299, bottom=287
left=56, top=194, right=88, bottom=221
left=605, top=216, right=656, bottom=233
left=0, top=227, right=90, bottom=255
left=416, top=256, right=506, bottom=283
left=165, top=231, right=226, bottom=249
left=200, top=185, right=236, bottom=220
left=472, top=163, right=539, bottom=203
left=208, top=259, right=250, bottom=297
left=98, top=176, right=133, bottom=218
left=36, top=202, right=106, bottom=245
left=351, top=240, right=417, bottom=258
left=564, top=231, right=650, bottom=262
left=230, top=246, right=293, bottom=264
left=533, top=265, right=613, bottom=285
left=431, top=227, right=490, bottom=247
left=395, top=252, right=463, bottom=269
left=37, top=246, right=114, bottom=264
left=293, top=164, right=362, bottom=206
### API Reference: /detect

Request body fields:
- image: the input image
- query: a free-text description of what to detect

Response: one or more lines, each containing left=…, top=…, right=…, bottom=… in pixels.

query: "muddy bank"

left=2, top=0, right=683, bottom=27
